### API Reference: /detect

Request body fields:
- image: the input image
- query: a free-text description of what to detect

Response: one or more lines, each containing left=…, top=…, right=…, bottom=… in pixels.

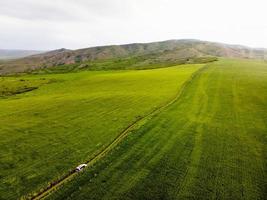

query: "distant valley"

left=0, top=49, right=44, bottom=60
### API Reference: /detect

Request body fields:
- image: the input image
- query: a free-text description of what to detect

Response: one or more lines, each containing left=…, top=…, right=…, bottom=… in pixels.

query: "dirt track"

left=28, top=65, right=207, bottom=200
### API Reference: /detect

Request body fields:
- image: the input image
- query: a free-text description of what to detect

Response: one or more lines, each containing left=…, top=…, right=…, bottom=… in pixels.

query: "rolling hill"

left=0, top=64, right=202, bottom=199
left=1, top=58, right=267, bottom=199
left=1, top=37, right=267, bottom=199
left=48, top=59, right=267, bottom=200
left=0, top=39, right=266, bottom=75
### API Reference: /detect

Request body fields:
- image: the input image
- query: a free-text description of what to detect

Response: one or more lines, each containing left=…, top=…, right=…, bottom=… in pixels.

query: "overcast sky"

left=0, top=0, right=266, bottom=50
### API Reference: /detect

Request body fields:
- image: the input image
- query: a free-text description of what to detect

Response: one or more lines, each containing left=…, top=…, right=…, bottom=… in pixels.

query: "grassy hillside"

left=0, top=64, right=202, bottom=199
left=0, top=39, right=266, bottom=74
left=48, top=59, right=267, bottom=200
left=32, top=55, right=216, bottom=74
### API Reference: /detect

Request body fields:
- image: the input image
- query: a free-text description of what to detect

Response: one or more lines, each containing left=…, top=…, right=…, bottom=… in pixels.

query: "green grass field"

left=47, top=59, right=267, bottom=200
left=0, top=64, right=202, bottom=199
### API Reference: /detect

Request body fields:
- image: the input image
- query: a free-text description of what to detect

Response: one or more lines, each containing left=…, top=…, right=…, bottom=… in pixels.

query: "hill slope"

left=49, top=59, right=267, bottom=200
left=0, top=39, right=266, bottom=74
left=0, top=64, right=202, bottom=199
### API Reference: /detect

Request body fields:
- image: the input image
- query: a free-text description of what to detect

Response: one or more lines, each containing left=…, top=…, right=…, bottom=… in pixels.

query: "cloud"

left=0, top=0, right=266, bottom=50
left=0, top=0, right=134, bottom=21
left=0, top=1, right=77, bottom=21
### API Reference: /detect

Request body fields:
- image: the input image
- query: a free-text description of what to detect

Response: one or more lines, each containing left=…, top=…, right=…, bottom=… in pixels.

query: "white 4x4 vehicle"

left=75, top=164, right=87, bottom=172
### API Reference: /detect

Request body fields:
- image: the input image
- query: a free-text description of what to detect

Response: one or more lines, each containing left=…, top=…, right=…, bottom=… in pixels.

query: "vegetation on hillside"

left=1, top=57, right=267, bottom=200
left=0, top=39, right=266, bottom=75
left=0, top=64, right=202, bottom=199
left=32, top=55, right=217, bottom=74
left=0, top=78, right=54, bottom=97
left=48, top=59, right=267, bottom=200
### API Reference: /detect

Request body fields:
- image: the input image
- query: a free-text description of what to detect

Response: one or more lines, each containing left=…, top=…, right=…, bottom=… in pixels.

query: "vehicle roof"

left=77, top=164, right=87, bottom=168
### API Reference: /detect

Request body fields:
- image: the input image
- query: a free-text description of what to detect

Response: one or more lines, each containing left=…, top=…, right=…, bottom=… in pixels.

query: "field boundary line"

left=26, top=64, right=210, bottom=200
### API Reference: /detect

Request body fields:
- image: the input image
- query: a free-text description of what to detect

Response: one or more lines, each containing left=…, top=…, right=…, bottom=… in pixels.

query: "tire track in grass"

left=26, top=64, right=210, bottom=200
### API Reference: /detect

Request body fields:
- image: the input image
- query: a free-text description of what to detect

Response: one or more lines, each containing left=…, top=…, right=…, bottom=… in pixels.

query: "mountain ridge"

left=0, top=39, right=266, bottom=74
